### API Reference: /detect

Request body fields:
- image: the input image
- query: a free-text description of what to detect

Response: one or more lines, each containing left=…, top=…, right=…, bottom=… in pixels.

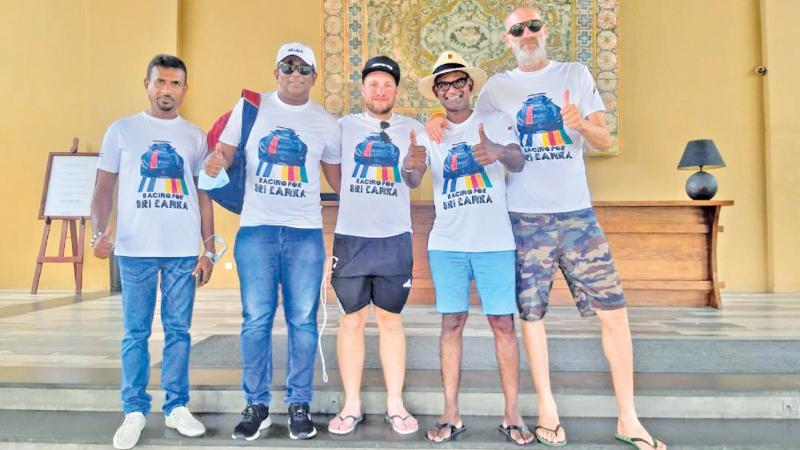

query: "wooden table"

left=322, top=200, right=733, bottom=308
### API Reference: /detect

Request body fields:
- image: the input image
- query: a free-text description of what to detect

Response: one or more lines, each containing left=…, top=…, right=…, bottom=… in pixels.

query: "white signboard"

left=41, top=154, right=99, bottom=218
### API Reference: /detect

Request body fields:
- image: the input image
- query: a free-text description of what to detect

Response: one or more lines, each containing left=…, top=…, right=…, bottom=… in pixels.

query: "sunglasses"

left=277, top=62, right=314, bottom=76
left=434, top=76, right=470, bottom=92
left=507, top=19, right=544, bottom=37
left=379, top=120, right=390, bottom=142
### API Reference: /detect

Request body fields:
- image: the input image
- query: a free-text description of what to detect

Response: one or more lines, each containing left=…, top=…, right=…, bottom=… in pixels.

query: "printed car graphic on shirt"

left=256, top=127, right=309, bottom=183
left=352, top=133, right=401, bottom=182
left=516, top=93, right=573, bottom=148
left=441, top=142, right=492, bottom=194
left=138, top=141, right=188, bottom=194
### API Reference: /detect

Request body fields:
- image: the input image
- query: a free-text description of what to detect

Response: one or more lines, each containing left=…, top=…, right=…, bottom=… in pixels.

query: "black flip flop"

left=498, top=424, right=535, bottom=446
left=535, top=424, right=567, bottom=447
left=424, top=422, right=466, bottom=443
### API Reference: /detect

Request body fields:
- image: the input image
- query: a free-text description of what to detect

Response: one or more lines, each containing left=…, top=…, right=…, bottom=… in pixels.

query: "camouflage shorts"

left=510, top=208, right=625, bottom=321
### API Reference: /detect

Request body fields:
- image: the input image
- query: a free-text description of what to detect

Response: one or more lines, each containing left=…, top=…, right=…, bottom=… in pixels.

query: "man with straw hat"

left=403, top=51, right=533, bottom=445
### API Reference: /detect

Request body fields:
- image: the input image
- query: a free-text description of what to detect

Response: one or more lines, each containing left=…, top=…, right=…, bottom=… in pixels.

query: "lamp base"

left=685, top=170, right=718, bottom=200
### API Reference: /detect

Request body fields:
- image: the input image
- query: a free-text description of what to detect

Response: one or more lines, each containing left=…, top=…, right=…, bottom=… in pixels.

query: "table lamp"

left=677, top=139, right=726, bottom=200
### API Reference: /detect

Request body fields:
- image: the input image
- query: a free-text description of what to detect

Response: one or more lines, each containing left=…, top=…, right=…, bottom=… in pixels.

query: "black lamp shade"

left=677, top=139, right=726, bottom=170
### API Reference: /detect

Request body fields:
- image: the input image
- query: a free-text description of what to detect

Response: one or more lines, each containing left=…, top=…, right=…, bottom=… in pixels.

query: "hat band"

left=432, top=62, right=466, bottom=75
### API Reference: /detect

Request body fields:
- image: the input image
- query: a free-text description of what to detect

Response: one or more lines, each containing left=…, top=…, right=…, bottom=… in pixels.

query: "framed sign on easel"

left=32, top=138, right=99, bottom=294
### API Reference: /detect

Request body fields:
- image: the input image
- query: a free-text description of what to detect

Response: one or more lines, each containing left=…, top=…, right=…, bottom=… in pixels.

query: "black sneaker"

left=232, top=404, right=271, bottom=440
left=288, top=403, right=317, bottom=439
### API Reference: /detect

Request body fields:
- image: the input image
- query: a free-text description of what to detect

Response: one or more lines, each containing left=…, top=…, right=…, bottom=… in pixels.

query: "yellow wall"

left=0, top=0, right=794, bottom=292
left=592, top=0, right=767, bottom=290
left=0, top=0, right=178, bottom=290
left=761, top=0, right=800, bottom=292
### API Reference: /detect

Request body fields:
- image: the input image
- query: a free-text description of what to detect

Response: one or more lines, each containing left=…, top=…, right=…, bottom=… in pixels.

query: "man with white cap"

left=205, top=42, right=341, bottom=441
left=404, top=51, right=533, bottom=445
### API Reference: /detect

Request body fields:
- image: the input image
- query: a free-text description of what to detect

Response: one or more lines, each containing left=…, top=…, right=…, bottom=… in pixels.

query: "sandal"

left=535, top=424, right=567, bottom=447
left=424, top=422, right=466, bottom=442
left=498, top=424, right=535, bottom=446
left=384, top=412, right=419, bottom=435
left=614, top=432, right=663, bottom=450
left=327, top=414, right=364, bottom=435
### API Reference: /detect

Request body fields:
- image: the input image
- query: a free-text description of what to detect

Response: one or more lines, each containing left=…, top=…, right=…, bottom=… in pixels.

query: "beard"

left=365, top=98, right=395, bottom=116
left=512, top=41, right=548, bottom=67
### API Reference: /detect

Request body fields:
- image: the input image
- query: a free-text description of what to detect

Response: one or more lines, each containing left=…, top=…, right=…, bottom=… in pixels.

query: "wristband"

left=202, top=250, right=215, bottom=262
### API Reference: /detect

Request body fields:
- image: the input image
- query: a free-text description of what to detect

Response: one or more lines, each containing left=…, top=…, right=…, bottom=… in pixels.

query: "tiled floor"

left=0, top=290, right=798, bottom=369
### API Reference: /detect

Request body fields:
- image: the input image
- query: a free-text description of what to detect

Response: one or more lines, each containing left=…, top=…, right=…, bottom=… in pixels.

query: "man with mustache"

left=326, top=56, right=423, bottom=436
left=409, top=51, right=533, bottom=445
left=428, top=6, right=666, bottom=449
left=204, top=42, right=341, bottom=441
left=92, top=54, right=215, bottom=449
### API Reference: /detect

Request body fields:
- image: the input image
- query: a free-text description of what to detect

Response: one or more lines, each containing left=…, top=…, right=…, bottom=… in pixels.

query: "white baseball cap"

left=275, top=42, right=317, bottom=68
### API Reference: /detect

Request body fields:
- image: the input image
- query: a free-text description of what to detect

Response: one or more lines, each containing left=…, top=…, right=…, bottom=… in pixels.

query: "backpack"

left=205, top=89, right=261, bottom=214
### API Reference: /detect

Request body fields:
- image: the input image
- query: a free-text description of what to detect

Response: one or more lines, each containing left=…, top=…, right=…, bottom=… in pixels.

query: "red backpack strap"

left=206, top=110, right=232, bottom=150
left=242, top=89, right=261, bottom=108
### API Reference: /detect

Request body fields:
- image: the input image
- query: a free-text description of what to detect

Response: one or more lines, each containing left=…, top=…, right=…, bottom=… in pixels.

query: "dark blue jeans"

left=234, top=225, right=324, bottom=406
left=117, top=256, right=197, bottom=415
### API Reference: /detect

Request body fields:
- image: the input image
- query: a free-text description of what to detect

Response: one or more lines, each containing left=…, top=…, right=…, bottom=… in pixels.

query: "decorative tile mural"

left=322, top=0, right=619, bottom=155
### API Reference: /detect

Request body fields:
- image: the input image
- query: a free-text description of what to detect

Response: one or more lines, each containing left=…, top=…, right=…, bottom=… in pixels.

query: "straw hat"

left=417, top=51, right=487, bottom=101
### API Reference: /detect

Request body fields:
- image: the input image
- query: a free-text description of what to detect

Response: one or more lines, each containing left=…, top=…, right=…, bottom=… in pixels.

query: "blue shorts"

left=428, top=250, right=516, bottom=316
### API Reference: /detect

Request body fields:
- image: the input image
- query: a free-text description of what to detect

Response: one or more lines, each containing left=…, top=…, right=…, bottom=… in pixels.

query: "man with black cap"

left=326, top=55, right=425, bottom=436
left=205, top=41, right=341, bottom=441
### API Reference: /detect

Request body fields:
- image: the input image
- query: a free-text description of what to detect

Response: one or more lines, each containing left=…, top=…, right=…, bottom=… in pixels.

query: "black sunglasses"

left=434, top=76, right=470, bottom=92
left=507, top=19, right=544, bottom=37
left=379, top=121, right=390, bottom=142
left=277, top=62, right=314, bottom=76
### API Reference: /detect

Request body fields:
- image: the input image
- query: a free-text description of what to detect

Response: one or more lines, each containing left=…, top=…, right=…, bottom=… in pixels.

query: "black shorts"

left=331, top=232, right=413, bottom=314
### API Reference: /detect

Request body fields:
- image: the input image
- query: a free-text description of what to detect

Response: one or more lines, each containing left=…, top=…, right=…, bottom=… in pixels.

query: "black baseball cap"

left=361, top=56, right=401, bottom=85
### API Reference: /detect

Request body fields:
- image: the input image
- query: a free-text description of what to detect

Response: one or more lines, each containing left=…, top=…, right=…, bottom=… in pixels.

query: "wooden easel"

left=31, top=138, right=95, bottom=294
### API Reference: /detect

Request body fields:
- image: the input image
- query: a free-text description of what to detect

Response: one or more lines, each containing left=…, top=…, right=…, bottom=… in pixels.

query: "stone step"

left=2, top=367, right=799, bottom=419
left=0, top=410, right=798, bottom=450
left=189, top=333, right=800, bottom=373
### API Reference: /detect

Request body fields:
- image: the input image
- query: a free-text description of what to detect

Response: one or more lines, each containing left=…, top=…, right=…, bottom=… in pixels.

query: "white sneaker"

left=113, top=412, right=146, bottom=450
left=165, top=406, right=206, bottom=437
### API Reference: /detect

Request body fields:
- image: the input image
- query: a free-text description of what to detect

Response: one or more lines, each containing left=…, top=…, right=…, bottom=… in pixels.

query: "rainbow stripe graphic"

left=352, top=164, right=401, bottom=182
left=442, top=170, right=492, bottom=194
left=536, top=128, right=573, bottom=146
left=256, top=161, right=308, bottom=182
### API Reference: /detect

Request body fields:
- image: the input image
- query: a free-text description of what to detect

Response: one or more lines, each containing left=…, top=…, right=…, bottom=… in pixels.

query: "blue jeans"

left=117, top=256, right=197, bottom=415
left=235, top=225, right=324, bottom=406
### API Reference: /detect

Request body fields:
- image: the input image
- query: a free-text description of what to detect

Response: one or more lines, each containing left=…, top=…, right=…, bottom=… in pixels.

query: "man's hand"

left=93, top=225, right=114, bottom=259
left=426, top=112, right=449, bottom=144
left=403, top=129, right=427, bottom=172
left=204, top=143, right=226, bottom=177
left=471, top=123, right=501, bottom=166
left=192, top=256, right=213, bottom=287
left=560, top=90, right=584, bottom=131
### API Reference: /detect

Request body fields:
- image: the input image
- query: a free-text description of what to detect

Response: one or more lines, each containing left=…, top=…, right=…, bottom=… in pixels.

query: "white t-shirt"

left=219, top=92, right=341, bottom=228
left=475, top=60, right=606, bottom=213
left=335, top=113, right=425, bottom=238
left=97, top=112, right=206, bottom=257
left=418, top=111, right=517, bottom=252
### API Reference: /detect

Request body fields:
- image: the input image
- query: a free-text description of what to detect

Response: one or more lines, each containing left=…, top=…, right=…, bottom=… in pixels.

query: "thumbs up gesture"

left=471, top=123, right=501, bottom=166
left=92, top=225, right=114, bottom=259
left=403, top=129, right=428, bottom=172
left=560, top=90, right=584, bottom=131
left=204, top=143, right=226, bottom=177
